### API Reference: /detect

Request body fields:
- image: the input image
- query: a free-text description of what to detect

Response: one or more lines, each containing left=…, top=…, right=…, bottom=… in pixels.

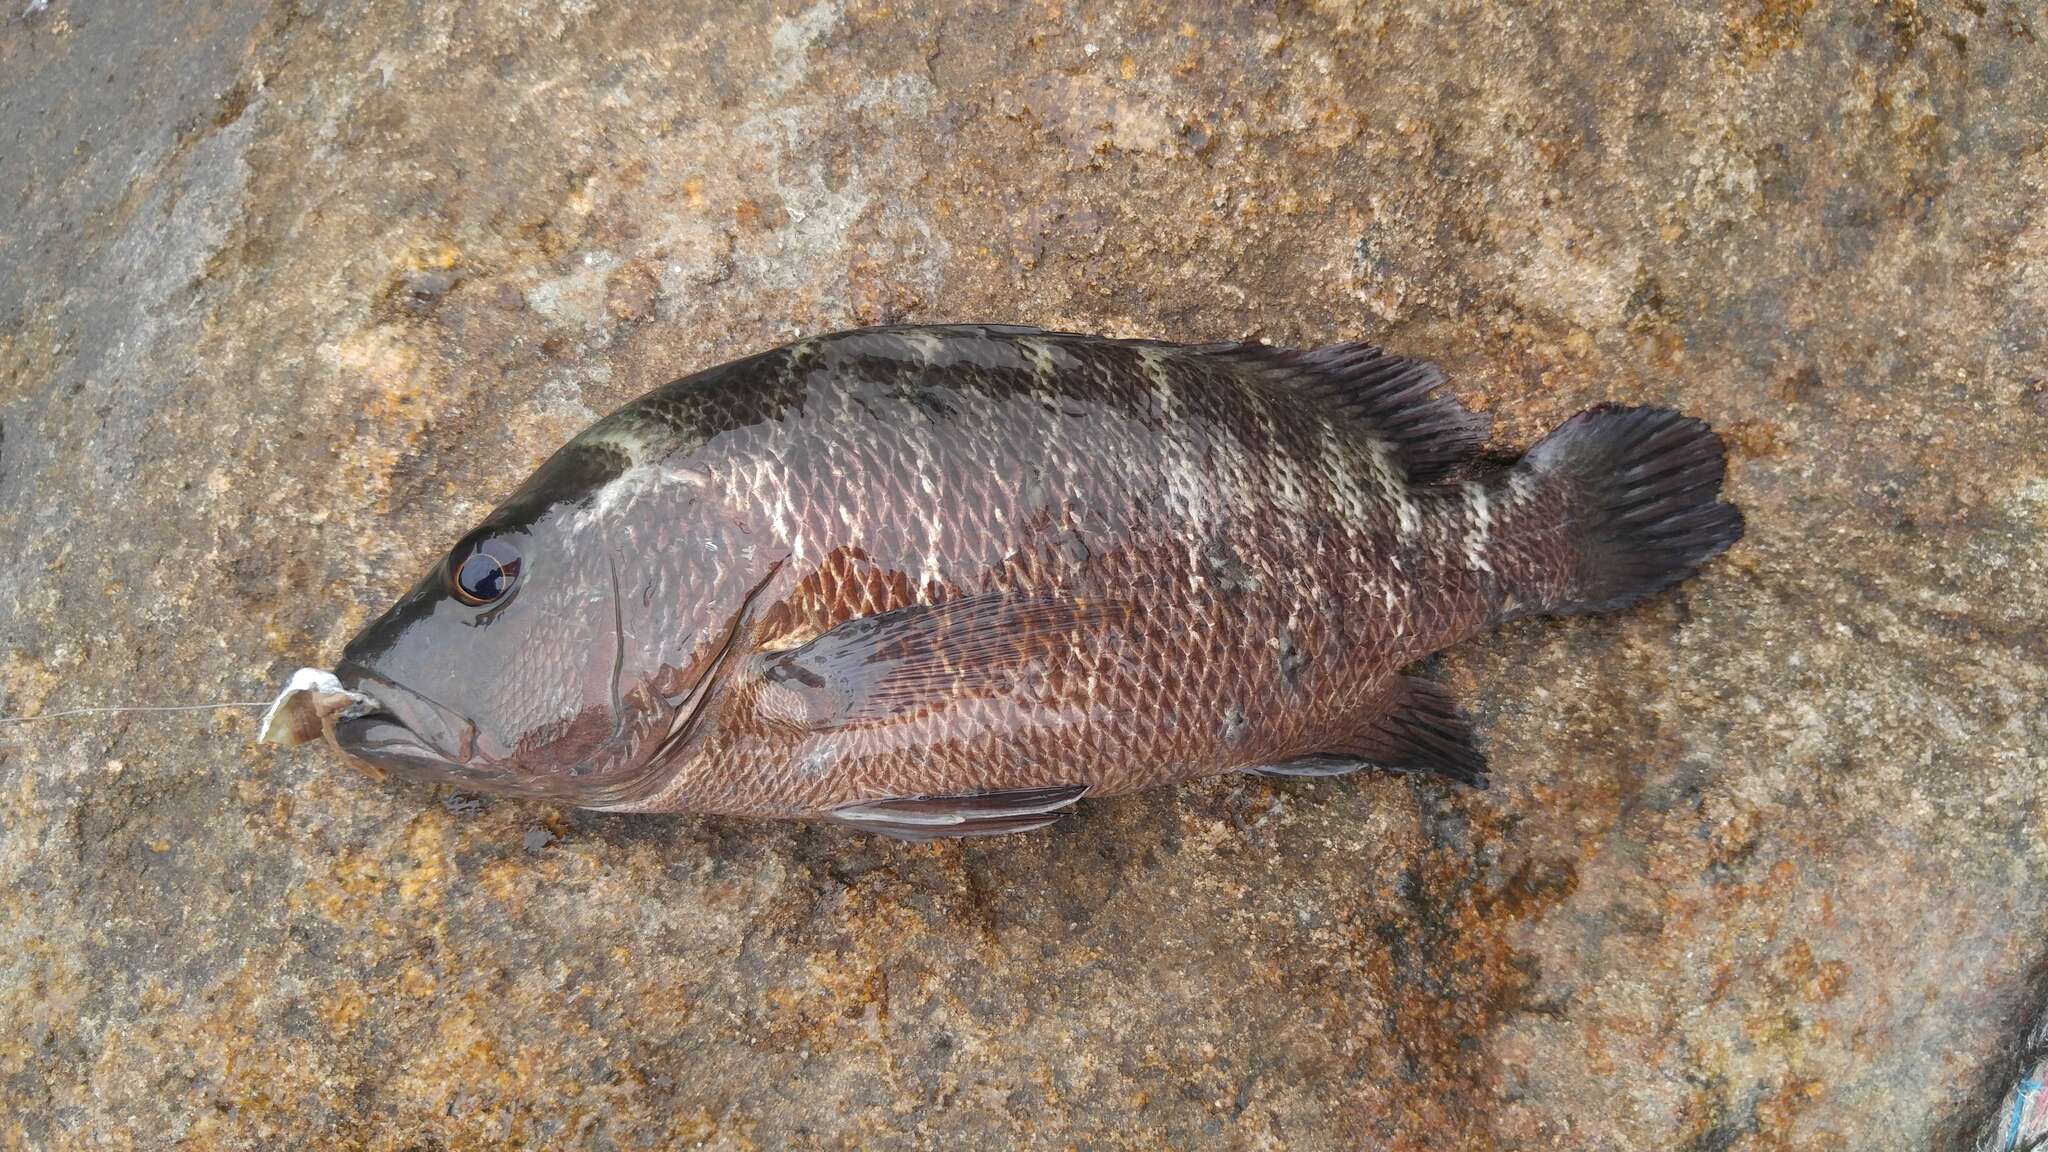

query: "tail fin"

left=1499, top=405, right=1744, bottom=617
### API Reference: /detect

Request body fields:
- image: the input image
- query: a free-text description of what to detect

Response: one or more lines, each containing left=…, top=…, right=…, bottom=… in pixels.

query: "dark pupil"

left=457, top=550, right=511, bottom=602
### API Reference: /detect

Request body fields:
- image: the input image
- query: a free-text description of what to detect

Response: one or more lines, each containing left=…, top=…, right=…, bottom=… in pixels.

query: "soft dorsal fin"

left=1246, top=675, right=1488, bottom=788
left=1198, top=341, right=1490, bottom=483
left=824, top=784, right=1088, bottom=841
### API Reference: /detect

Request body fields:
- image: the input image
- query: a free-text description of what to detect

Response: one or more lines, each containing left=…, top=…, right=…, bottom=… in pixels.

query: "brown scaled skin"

left=323, top=325, right=1743, bottom=839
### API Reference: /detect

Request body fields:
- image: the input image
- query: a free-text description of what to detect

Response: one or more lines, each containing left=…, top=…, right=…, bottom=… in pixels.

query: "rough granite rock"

left=1, top=1, right=2043, bottom=1149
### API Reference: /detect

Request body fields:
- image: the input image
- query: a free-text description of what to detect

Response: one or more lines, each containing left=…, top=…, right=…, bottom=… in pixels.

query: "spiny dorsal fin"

left=823, top=784, right=1088, bottom=841
left=1199, top=341, right=1490, bottom=483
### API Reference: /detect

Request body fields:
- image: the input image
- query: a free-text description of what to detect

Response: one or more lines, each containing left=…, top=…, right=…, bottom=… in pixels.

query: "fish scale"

left=268, top=325, right=1744, bottom=839
left=628, top=330, right=1494, bottom=808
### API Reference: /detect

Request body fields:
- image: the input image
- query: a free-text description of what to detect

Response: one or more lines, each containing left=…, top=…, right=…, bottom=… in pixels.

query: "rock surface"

left=1, top=1, right=2043, bottom=1148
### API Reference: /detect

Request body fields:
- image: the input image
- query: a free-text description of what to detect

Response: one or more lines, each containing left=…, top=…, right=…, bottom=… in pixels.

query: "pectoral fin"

left=756, top=592, right=1128, bottom=731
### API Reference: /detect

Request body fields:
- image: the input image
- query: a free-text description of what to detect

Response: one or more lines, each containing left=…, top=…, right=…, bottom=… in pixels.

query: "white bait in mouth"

left=258, top=668, right=371, bottom=747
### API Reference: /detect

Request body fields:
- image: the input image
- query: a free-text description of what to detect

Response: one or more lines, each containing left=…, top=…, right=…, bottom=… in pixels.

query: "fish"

left=263, top=324, right=1743, bottom=840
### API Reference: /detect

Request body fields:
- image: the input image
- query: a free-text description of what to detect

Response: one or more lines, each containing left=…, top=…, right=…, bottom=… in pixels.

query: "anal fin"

left=1351, top=676, right=1488, bottom=788
left=823, top=784, right=1087, bottom=842
left=1248, top=677, right=1488, bottom=789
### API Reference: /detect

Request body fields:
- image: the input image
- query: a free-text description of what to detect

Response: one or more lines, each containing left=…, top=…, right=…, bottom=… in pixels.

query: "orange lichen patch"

left=1718, top=416, right=1789, bottom=460
left=733, top=197, right=784, bottom=233
left=0, top=650, right=59, bottom=721
left=1756, top=1077, right=1840, bottom=1151
left=668, top=1107, right=720, bottom=1145
left=476, top=856, right=533, bottom=907
left=395, top=812, right=457, bottom=909
left=390, top=1006, right=573, bottom=1121
left=1774, top=937, right=1851, bottom=1006
left=0, top=936, right=76, bottom=1080
left=605, top=259, right=663, bottom=323
left=1727, top=0, right=1819, bottom=64
left=315, top=980, right=371, bottom=1037
left=395, top=958, right=440, bottom=1000
left=289, top=848, right=393, bottom=928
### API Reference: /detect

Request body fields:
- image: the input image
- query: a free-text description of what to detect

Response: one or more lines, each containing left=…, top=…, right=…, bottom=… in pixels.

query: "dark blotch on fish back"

left=835, top=329, right=1171, bottom=430
left=839, top=350, right=1035, bottom=416
left=483, top=347, right=816, bottom=534
left=618, top=345, right=810, bottom=448
left=487, top=439, right=637, bottom=533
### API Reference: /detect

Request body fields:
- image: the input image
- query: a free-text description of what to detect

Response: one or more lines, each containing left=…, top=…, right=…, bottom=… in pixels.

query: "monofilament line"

left=0, top=702, right=273, bottom=726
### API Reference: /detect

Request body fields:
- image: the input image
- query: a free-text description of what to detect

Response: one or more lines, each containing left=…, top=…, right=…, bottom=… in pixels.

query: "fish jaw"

left=257, top=666, right=443, bottom=789
left=319, top=657, right=692, bottom=806
left=324, top=657, right=530, bottom=790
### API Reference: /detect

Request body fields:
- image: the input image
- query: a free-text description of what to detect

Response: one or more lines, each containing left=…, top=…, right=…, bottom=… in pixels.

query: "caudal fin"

left=1502, top=404, right=1744, bottom=617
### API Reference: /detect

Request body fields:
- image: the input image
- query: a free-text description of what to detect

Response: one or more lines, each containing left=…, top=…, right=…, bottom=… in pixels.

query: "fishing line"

left=0, top=701, right=273, bottom=726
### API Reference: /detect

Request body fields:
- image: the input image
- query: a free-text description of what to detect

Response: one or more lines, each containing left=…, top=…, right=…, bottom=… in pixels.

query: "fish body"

left=297, top=325, right=1742, bottom=838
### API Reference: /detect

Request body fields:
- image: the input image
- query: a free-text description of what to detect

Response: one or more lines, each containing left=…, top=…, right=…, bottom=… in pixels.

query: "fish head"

left=329, top=409, right=754, bottom=806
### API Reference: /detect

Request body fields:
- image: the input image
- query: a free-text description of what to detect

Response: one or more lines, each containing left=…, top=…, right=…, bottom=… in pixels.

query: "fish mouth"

left=330, top=660, right=484, bottom=785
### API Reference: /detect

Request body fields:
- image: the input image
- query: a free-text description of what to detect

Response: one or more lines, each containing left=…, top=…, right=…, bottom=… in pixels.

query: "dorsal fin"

left=1198, top=341, right=1490, bottom=482
left=846, top=326, right=1488, bottom=481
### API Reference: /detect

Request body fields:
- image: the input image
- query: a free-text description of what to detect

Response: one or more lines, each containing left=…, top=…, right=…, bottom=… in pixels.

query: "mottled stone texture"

left=0, top=1, right=2041, bottom=1148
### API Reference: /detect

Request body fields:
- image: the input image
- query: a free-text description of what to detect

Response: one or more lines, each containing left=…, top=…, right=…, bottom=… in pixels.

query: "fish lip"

left=329, top=709, right=540, bottom=795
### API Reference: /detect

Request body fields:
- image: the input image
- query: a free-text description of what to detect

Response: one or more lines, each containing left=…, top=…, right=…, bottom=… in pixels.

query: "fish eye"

left=449, top=537, right=523, bottom=606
